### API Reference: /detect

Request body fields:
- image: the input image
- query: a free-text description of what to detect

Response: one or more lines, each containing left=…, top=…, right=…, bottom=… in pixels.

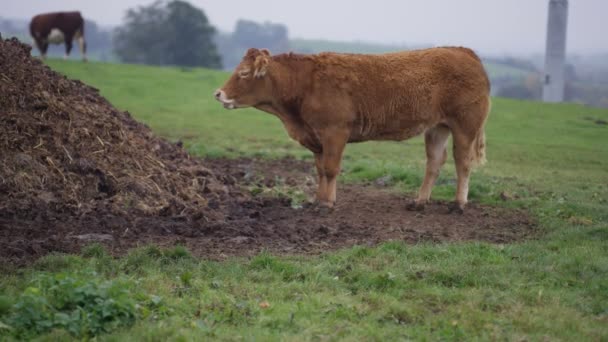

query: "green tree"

left=114, top=0, right=221, bottom=68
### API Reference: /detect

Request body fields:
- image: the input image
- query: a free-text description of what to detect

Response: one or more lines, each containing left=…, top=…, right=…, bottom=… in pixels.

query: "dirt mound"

left=0, top=37, right=240, bottom=259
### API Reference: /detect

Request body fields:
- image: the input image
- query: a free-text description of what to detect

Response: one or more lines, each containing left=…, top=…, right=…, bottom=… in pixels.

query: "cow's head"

left=215, top=48, right=272, bottom=109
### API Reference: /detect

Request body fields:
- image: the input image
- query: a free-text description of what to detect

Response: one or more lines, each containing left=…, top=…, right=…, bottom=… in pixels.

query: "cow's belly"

left=47, top=29, right=65, bottom=44
left=349, top=121, right=428, bottom=143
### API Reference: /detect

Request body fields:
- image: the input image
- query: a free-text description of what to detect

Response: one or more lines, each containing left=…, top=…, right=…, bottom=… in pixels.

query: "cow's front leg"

left=40, top=42, right=49, bottom=60
left=319, top=128, right=349, bottom=208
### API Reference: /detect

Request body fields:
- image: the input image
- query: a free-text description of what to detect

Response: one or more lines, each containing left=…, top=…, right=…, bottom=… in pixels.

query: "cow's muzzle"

left=214, top=89, right=236, bottom=109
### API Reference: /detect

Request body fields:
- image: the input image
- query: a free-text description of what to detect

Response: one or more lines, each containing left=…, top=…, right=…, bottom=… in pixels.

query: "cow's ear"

left=260, top=48, right=271, bottom=57
left=253, top=54, right=270, bottom=78
left=245, top=48, right=259, bottom=58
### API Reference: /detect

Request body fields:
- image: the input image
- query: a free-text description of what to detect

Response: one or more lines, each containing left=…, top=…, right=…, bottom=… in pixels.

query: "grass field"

left=1, top=59, right=607, bottom=340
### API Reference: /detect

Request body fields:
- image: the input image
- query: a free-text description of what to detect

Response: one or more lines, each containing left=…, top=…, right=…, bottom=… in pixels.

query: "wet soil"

left=1, top=157, right=537, bottom=263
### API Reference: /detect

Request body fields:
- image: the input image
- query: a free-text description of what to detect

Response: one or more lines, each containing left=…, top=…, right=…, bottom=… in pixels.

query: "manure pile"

left=0, top=36, right=244, bottom=260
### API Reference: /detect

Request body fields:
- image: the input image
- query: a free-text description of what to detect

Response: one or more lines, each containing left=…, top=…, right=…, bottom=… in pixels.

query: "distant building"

left=543, top=0, right=569, bottom=103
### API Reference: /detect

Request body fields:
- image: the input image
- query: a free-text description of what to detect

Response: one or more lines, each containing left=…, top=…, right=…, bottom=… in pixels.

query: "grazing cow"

left=215, top=47, right=490, bottom=213
left=29, top=11, right=87, bottom=61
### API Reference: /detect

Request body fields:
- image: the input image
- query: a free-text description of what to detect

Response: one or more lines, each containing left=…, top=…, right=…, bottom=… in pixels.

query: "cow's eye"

left=238, top=70, right=250, bottom=78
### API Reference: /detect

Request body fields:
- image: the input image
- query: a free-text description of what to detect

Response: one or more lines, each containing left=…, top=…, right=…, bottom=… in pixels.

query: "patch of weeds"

left=248, top=176, right=309, bottom=208
left=0, top=272, right=168, bottom=339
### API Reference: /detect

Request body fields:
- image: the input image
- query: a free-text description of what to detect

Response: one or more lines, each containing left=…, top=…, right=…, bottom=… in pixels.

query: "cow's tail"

left=471, top=97, right=490, bottom=167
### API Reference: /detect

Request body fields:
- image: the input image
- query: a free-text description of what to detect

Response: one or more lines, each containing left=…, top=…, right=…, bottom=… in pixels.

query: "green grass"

left=1, top=59, right=606, bottom=340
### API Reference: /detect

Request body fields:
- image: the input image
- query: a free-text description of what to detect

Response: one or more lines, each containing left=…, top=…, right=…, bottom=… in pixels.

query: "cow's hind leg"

left=408, top=124, right=450, bottom=211
left=449, top=98, right=490, bottom=213
left=76, top=30, right=87, bottom=62
left=314, top=152, right=327, bottom=204
left=450, top=129, right=475, bottom=214
left=63, top=33, right=74, bottom=59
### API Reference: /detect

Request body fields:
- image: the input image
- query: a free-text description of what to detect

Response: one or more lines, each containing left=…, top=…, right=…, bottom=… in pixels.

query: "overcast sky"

left=3, top=0, right=607, bottom=55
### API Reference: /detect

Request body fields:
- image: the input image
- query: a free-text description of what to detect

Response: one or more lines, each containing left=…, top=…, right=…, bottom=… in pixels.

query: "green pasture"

left=0, top=59, right=606, bottom=340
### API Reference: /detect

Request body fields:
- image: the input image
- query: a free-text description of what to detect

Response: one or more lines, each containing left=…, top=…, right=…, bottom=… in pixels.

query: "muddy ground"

left=1, top=157, right=537, bottom=262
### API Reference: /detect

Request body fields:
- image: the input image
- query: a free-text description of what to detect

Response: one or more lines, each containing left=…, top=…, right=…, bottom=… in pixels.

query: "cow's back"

left=306, top=47, right=490, bottom=141
left=30, top=12, right=84, bottom=37
left=314, top=47, right=488, bottom=109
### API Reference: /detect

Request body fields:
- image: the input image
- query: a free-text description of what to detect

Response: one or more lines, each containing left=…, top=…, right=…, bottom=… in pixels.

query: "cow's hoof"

left=447, top=202, right=465, bottom=215
left=317, top=205, right=334, bottom=216
left=311, top=202, right=334, bottom=216
left=303, top=201, right=318, bottom=209
left=306, top=201, right=335, bottom=214
left=406, top=200, right=426, bottom=212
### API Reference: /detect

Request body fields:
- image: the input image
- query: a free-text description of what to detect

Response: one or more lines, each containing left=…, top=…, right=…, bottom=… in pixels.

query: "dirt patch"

left=193, top=158, right=537, bottom=255
left=1, top=157, right=537, bottom=263
left=0, top=36, right=537, bottom=263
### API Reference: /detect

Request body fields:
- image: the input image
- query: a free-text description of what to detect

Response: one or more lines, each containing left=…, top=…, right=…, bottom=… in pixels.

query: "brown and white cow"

left=30, top=11, right=87, bottom=61
left=215, top=47, right=490, bottom=213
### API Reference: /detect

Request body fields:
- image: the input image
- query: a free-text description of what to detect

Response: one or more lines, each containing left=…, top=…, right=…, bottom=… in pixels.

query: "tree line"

left=113, top=0, right=289, bottom=70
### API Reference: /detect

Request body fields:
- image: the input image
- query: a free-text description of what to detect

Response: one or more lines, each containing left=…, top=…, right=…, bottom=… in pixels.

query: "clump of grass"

left=0, top=271, right=167, bottom=339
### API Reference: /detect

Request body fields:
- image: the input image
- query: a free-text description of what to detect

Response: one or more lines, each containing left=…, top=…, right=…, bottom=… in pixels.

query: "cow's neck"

left=253, top=57, right=320, bottom=151
left=256, top=57, right=314, bottom=119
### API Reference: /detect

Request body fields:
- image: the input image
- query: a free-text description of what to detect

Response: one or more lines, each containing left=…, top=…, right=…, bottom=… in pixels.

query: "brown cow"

left=215, top=47, right=490, bottom=213
left=30, top=11, right=87, bottom=61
